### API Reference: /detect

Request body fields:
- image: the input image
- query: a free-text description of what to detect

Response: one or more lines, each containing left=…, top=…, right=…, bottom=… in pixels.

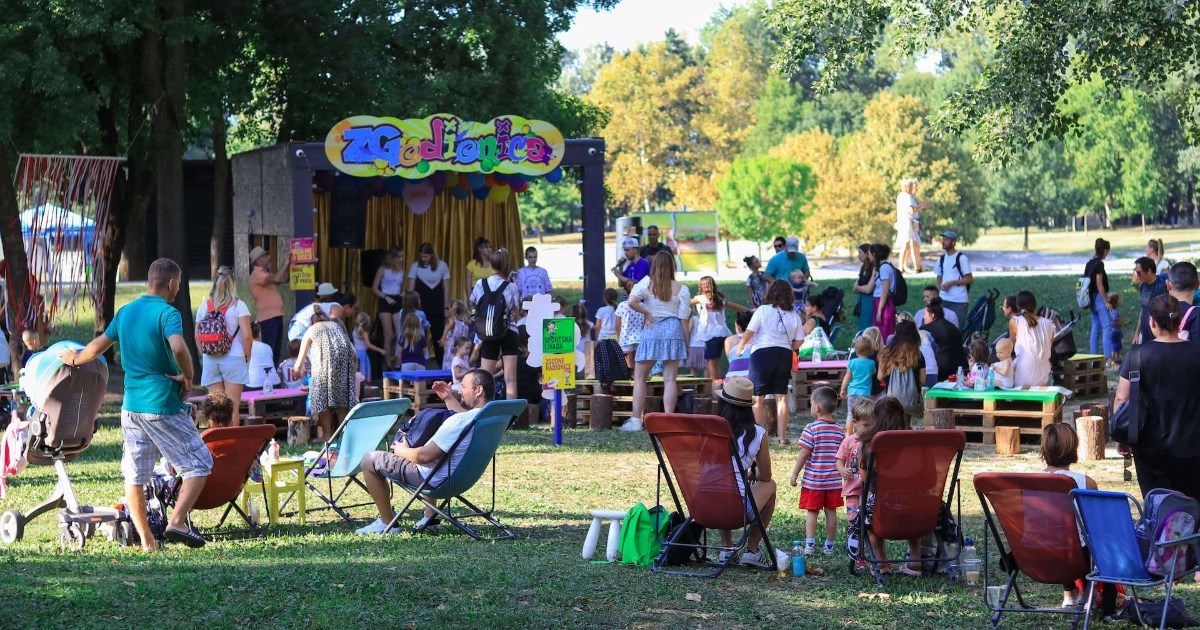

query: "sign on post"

left=290, top=237, right=316, bottom=264
left=542, top=317, right=576, bottom=390
left=290, top=264, right=316, bottom=291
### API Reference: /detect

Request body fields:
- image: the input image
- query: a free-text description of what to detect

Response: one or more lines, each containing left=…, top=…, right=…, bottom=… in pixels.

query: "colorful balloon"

left=488, top=183, right=511, bottom=203
left=450, top=186, right=470, bottom=200
left=545, top=166, right=563, bottom=184
left=385, top=177, right=406, bottom=196
left=472, top=186, right=490, bottom=200
left=467, top=172, right=485, bottom=189
left=403, top=179, right=436, bottom=214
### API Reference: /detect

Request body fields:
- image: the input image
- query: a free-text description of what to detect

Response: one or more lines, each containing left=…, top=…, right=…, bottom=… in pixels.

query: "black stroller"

left=817, top=285, right=846, bottom=347
left=960, top=288, right=1001, bottom=341
left=1046, top=309, right=1080, bottom=384
left=0, top=341, right=121, bottom=550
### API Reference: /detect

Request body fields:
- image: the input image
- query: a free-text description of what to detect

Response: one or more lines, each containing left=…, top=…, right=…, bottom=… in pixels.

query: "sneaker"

left=822, top=543, right=835, bottom=557
left=1061, top=593, right=1084, bottom=609
left=739, top=549, right=769, bottom=567
left=618, top=417, right=643, bottom=432
left=803, top=542, right=816, bottom=556
left=412, top=514, right=441, bottom=532
left=717, top=550, right=734, bottom=564
left=354, top=518, right=394, bottom=536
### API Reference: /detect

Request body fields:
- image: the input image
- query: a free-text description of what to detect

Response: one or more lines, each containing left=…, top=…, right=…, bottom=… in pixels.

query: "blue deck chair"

left=285, top=398, right=411, bottom=523
left=385, top=399, right=526, bottom=541
left=1070, top=488, right=1200, bottom=629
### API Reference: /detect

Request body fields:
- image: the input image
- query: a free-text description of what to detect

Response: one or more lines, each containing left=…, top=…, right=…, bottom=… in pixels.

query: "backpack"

left=886, top=364, right=922, bottom=418
left=474, top=280, right=512, bottom=342
left=938, top=252, right=970, bottom=295
left=661, top=511, right=706, bottom=566
left=1179, top=305, right=1198, bottom=342
left=1076, top=263, right=1095, bottom=309
left=885, top=262, right=909, bottom=307
left=394, top=407, right=454, bottom=448
left=197, top=299, right=234, bottom=355
left=618, top=502, right=670, bottom=567
left=1136, top=489, right=1200, bottom=578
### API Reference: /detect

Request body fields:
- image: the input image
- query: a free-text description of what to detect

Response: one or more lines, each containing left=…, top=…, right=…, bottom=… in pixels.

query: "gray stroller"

left=0, top=341, right=120, bottom=550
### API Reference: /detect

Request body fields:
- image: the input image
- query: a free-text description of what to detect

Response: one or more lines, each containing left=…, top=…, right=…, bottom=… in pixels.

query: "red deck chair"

left=853, top=429, right=966, bottom=585
left=974, top=472, right=1089, bottom=629
left=185, top=424, right=276, bottom=537
left=645, top=413, right=779, bottom=578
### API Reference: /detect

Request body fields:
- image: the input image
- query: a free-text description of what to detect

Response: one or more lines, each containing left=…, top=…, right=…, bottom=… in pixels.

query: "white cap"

left=785, top=236, right=800, bottom=253
left=315, top=282, right=338, bottom=297
left=622, top=237, right=640, bottom=250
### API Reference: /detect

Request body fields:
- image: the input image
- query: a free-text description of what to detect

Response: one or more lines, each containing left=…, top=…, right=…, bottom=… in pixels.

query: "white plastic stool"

left=582, top=509, right=626, bottom=561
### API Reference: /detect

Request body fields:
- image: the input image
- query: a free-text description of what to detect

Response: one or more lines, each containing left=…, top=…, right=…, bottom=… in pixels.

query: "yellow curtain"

left=313, top=187, right=525, bottom=317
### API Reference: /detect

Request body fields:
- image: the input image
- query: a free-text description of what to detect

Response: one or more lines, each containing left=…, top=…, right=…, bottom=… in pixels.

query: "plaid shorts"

left=121, top=408, right=212, bottom=485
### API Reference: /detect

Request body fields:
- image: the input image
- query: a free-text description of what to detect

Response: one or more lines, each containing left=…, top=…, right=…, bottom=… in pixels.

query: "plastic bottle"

left=974, top=366, right=987, bottom=391
left=955, top=366, right=966, bottom=389
left=986, top=367, right=995, bottom=390
left=961, top=537, right=980, bottom=585
left=263, top=368, right=274, bottom=394
left=269, top=438, right=280, bottom=463
left=813, top=348, right=822, bottom=365
left=791, top=540, right=806, bottom=577
left=945, top=540, right=961, bottom=582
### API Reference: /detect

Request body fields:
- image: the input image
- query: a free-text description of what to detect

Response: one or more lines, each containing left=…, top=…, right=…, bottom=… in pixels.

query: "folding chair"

left=1071, top=489, right=1200, bottom=630
left=853, top=429, right=966, bottom=585
left=974, top=472, right=1090, bottom=629
left=644, top=412, right=779, bottom=578
left=184, top=424, right=276, bottom=537
left=293, top=398, right=411, bottom=523
left=386, top=399, right=525, bottom=541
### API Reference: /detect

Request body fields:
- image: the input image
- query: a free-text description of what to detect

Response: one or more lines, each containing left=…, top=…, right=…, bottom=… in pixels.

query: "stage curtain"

left=313, top=189, right=525, bottom=318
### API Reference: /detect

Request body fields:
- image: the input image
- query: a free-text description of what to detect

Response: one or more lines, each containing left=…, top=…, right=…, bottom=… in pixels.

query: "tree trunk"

left=537, top=223, right=545, bottom=244
left=93, top=102, right=132, bottom=349
left=1023, top=225, right=1029, bottom=252
left=1141, top=213, right=1146, bottom=233
left=1076, top=416, right=1107, bottom=461
left=931, top=408, right=956, bottom=430
left=210, top=117, right=230, bottom=278
left=0, top=149, right=30, bottom=375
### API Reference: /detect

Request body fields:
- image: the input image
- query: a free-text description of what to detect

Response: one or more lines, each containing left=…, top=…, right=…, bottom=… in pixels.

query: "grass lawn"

left=970, top=226, right=1200, bottom=258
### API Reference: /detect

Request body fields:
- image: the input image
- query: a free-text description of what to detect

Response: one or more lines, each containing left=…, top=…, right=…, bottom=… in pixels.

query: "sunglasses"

left=773, top=243, right=785, bottom=250
left=1123, top=455, right=1133, bottom=482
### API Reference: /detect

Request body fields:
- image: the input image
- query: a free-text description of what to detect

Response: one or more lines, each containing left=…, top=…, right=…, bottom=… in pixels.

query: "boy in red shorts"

left=789, top=386, right=845, bottom=556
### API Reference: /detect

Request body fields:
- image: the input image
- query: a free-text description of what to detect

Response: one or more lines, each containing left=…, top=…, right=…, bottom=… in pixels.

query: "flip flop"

left=164, top=527, right=207, bottom=548
left=897, top=563, right=922, bottom=577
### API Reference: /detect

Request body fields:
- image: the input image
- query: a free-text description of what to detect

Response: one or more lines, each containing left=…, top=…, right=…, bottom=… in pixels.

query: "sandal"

left=897, top=563, right=922, bottom=577
left=775, top=437, right=790, bottom=446
left=164, top=527, right=207, bottom=548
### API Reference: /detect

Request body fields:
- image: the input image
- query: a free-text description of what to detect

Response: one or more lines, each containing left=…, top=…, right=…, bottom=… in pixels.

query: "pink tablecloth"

left=188, top=387, right=307, bottom=405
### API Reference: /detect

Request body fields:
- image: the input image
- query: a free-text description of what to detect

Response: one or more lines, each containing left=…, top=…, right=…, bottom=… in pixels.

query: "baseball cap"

left=622, top=237, right=640, bottom=249
left=940, top=230, right=958, bottom=241
left=785, top=236, right=800, bottom=253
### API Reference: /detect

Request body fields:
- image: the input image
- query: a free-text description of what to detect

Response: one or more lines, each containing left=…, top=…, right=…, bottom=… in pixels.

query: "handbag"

left=1109, top=346, right=1144, bottom=445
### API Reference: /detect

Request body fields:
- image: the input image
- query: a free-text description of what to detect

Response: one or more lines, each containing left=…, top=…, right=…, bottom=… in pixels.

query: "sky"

left=558, top=0, right=749, bottom=52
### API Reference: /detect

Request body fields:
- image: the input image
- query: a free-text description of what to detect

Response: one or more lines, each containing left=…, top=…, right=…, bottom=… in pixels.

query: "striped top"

left=799, top=419, right=846, bottom=491
left=725, top=334, right=752, bottom=377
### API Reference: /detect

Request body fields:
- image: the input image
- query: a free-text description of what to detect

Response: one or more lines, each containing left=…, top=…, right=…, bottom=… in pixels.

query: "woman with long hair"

left=691, top=275, right=747, bottom=383
left=371, top=246, right=405, bottom=367
left=195, top=266, right=253, bottom=425
left=1009, top=290, right=1055, bottom=386
left=625, top=251, right=692, bottom=432
left=869, top=243, right=897, bottom=341
left=876, top=320, right=926, bottom=423
left=406, top=242, right=451, bottom=365
left=736, top=279, right=804, bottom=445
left=851, top=243, right=876, bottom=333
left=466, top=237, right=494, bottom=290
left=1146, top=238, right=1169, bottom=274
left=1085, top=238, right=1113, bottom=358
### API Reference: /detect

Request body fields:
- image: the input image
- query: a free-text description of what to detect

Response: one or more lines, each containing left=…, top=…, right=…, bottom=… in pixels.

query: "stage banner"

left=290, top=263, right=316, bottom=291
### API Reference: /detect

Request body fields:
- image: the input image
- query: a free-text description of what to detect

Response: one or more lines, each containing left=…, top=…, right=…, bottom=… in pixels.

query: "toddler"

left=397, top=312, right=428, bottom=371
left=840, top=336, right=877, bottom=427
left=991, top=338, right=1015, bottom=389
left=278, top=339, right=306, bottom=389
left=789, top=386, right=846, bottom=556
left=836, top=397, right=875, bottom=526
left=441, top=300, right=471, bottom=371
left=1106, top=293, right=1124, bottom=365
left=352, top=312, right=387, bottom=382
left=594, top=288, right=618, bottom=341
left=21, top=330, right=43, bottom=367
left=450, top=337, right=472, bottom=387
left=965, top=337, right=990, bottom=388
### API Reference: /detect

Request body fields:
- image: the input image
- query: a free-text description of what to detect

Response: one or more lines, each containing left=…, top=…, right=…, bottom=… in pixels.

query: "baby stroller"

left=0, top=341, right=120, bottom=550
left=1048, top=310, right=1080, bottom=384
left=960, top=288, right=1000, bottom=341
left=817, top=285, right=846, bottom=350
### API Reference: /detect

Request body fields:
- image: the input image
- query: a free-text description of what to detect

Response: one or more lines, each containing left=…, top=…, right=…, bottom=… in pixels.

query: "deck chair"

left=182, top=424, right=276, bottom=537
left=974, top=472, right=1090, bottom=629
left=645, top=412, right=779, bottom=578
left=292, top=398, right=411, bottom=523
left=853, top=429, right=966, bottom=585
left=386, top=399, right=525, bottom=541
left=1071, top=489, right=1200, bottom=630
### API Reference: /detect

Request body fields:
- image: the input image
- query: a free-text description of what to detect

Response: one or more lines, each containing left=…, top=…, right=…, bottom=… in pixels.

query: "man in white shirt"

left=914, top=285, right=959, bottom=328
left=355, top=368, right=495, bottom=534
left=934, top=230, right=973, bottom=329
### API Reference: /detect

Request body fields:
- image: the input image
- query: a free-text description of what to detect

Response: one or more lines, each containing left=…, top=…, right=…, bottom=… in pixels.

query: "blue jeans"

left=1090, top=298, right=1114, bottom=357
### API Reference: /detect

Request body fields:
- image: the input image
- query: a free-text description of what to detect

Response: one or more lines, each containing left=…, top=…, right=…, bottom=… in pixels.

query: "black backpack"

left=886, top=262, right=909, bottom=307
left=938, top=252, right=970, bottom=294
left=395, top=407, right=454, bottom=448
left=662, top=511, right=706, bottom=566
left=474, top=279, right=512, bottom=341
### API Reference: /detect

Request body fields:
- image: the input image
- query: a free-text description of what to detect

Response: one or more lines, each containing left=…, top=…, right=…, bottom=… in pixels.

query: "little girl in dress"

left=352, top=312, right=387, bottom=381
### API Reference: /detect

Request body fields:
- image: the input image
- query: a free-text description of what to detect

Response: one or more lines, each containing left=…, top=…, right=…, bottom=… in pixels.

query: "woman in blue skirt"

left=623, top=252, right=692, bottom=432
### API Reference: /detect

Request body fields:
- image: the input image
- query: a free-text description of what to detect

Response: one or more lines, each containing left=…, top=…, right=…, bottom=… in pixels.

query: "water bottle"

left=813, top=348, right=822, bottom=365
left=269, top=438, right=280, bottom=463
left=263, top=368, right=274, bottom=394
left=986, top=367, right=995, bottom=390
left=955, top=366, right=966, bottom=389
left=791, top=540, right=806, bottom=577
left=961, top=536, right=981, bottom=585
left=974, top=365, right=986, bottom=391
left=945, top=540, right=961, bottom=582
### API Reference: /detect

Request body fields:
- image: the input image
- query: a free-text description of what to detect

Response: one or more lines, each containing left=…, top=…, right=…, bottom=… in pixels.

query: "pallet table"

left=791, top=360, right=849, bottom=412
left=1059, top=354, right=1107, bottom=398
left=575, top=377, right=714, bottom=425
left=188, top=388, right=309, bottom=431
left=923, top=384, right=1065, bottom=445
left=382, top=369, right=451, bottom=412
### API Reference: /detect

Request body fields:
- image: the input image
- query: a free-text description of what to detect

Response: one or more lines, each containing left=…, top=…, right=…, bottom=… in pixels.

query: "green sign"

left=543, top=318, right=575, bottom=355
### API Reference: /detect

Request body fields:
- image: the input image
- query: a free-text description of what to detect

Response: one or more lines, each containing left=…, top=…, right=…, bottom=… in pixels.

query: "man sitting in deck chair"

left=355, top=368, right=495, bottom=535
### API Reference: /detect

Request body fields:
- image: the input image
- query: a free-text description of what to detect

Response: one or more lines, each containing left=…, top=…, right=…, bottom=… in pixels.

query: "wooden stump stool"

left=693, top=396, right=714, bottom=416
left=995, top=426, right=1021, bottom=456
left=590, top=394, right=613, bottom=431
left=287, top=416, right=311, bottom=446
left=1076, top=416, right=1107, bottom=461
left=931, top=409, right=956, bottom=430
left=512, top=405, right=533, bottom=430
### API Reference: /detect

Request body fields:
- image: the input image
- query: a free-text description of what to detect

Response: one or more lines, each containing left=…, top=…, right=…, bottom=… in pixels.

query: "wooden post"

left=931, top=409, right=956, bottom=430
left=590, top=394, right=613, bottom=431
left=287, top=416, right=311, bottom=446
left=995, top=426, right=1021, bottom=456
left=1076, top=416, right=1107, bottom=461
left=694, top=396, right=713, bottom=416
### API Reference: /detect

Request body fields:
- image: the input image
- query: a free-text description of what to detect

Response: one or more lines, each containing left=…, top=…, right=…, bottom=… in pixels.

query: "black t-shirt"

left=1119, top=340, right=1200, bottom=458
left=1084, top=258, right=1108, bottom=304
left=640, top=242, right=671, bottom=259
left=922, top=317, right=966, bottom=381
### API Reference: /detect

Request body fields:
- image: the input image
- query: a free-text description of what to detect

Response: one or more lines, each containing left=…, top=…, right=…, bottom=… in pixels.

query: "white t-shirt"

left=874, top=263, right=895, bottom=299
left=418, top=406, right=483, bottom=487
left=630, top=276, right=692, bottom=321
left=936, top=251, right=972, bottom=304
left=746, top=305, right=804, bottom=352
left=469, top=275, right=521, bottom=332
left=694, top=294, right=732, bottom=343
left=732, top=425, right=767, bottom=497
left=595, top=305, right=617, bottom=339
left=409, top=261, right=450, bottom=289
left=195, top=298, right=251, bottom=358
left=246, top=341, right=281, bottom=388
left=896, top=192, right=917, bottom=228
left=278, top=358, right=304, bottom=389
left=288, top=301, right=341, bottom=342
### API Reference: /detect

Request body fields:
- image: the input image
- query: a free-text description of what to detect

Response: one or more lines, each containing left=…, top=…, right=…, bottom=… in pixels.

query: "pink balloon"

left=403, top=179, right=436, bottom=215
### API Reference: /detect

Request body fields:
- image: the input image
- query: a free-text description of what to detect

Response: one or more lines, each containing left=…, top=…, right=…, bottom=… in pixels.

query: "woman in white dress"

left=895, top=178, right=929, bottom=273
left=1009, top=291, right=1056, bottom=387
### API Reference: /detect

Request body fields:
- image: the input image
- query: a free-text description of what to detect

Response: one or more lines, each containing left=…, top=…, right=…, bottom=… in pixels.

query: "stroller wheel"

left=0, top=510, right=24, bottom=544
left=114, top=522, right=135, bottom=548
left=59, top=524, right=85, bottom=552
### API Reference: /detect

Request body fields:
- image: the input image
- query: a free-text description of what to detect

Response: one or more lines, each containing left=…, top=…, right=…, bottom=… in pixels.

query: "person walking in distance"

left=934, top=230, right=973, bottom=328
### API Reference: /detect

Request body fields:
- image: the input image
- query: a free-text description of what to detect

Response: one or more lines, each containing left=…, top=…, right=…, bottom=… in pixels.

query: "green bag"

left=618, top=502, right=670, bottom=567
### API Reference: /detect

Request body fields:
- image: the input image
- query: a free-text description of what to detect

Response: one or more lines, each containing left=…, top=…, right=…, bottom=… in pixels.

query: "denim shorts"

left=121, top=408, right=212, bottom=485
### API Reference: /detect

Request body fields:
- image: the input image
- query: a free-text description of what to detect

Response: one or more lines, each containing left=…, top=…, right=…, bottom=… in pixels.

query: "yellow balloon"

left=488, top=184, right=511, bottom=203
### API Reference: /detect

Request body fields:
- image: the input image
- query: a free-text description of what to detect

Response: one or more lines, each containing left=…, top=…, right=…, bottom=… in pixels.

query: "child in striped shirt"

left=790, top=386, right=846, bottom=556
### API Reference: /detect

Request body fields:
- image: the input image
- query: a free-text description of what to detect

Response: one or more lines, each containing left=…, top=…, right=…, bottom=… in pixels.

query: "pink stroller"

left=0, top=341, right=119, bottom=550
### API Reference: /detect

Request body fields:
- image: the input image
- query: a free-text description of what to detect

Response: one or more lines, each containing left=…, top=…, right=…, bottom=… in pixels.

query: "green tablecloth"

left=925, top=384, right=1064, bottom=403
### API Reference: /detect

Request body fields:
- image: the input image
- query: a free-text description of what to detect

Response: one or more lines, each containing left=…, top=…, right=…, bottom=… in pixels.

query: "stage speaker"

left=328, top=175, right=366, bottom=249
left=360, top=249, right=386, bottom=288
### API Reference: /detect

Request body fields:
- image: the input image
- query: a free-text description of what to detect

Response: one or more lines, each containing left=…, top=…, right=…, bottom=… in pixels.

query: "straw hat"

left=715, top=376, right=755, bottom=407
left=249, top=246, right=269, bottom=266
left=315, top=282, right=338, bottom=297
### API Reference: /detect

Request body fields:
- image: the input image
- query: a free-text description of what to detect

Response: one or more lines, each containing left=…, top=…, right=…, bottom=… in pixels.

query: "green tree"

left=742, top=76, right=806, bottom=155
left=559, top=44, right=614, bottom=96
left=717, top=156, right=816, bottom=247
left=987, top=141, right=1084, bottom=251
left=520, top=179, right=578, bottom=242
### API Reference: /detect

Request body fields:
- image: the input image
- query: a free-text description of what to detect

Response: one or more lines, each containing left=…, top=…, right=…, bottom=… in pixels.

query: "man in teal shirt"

left=60, top=258, right=211, bottom=550
left=763, top=236, right=813, bottom=309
